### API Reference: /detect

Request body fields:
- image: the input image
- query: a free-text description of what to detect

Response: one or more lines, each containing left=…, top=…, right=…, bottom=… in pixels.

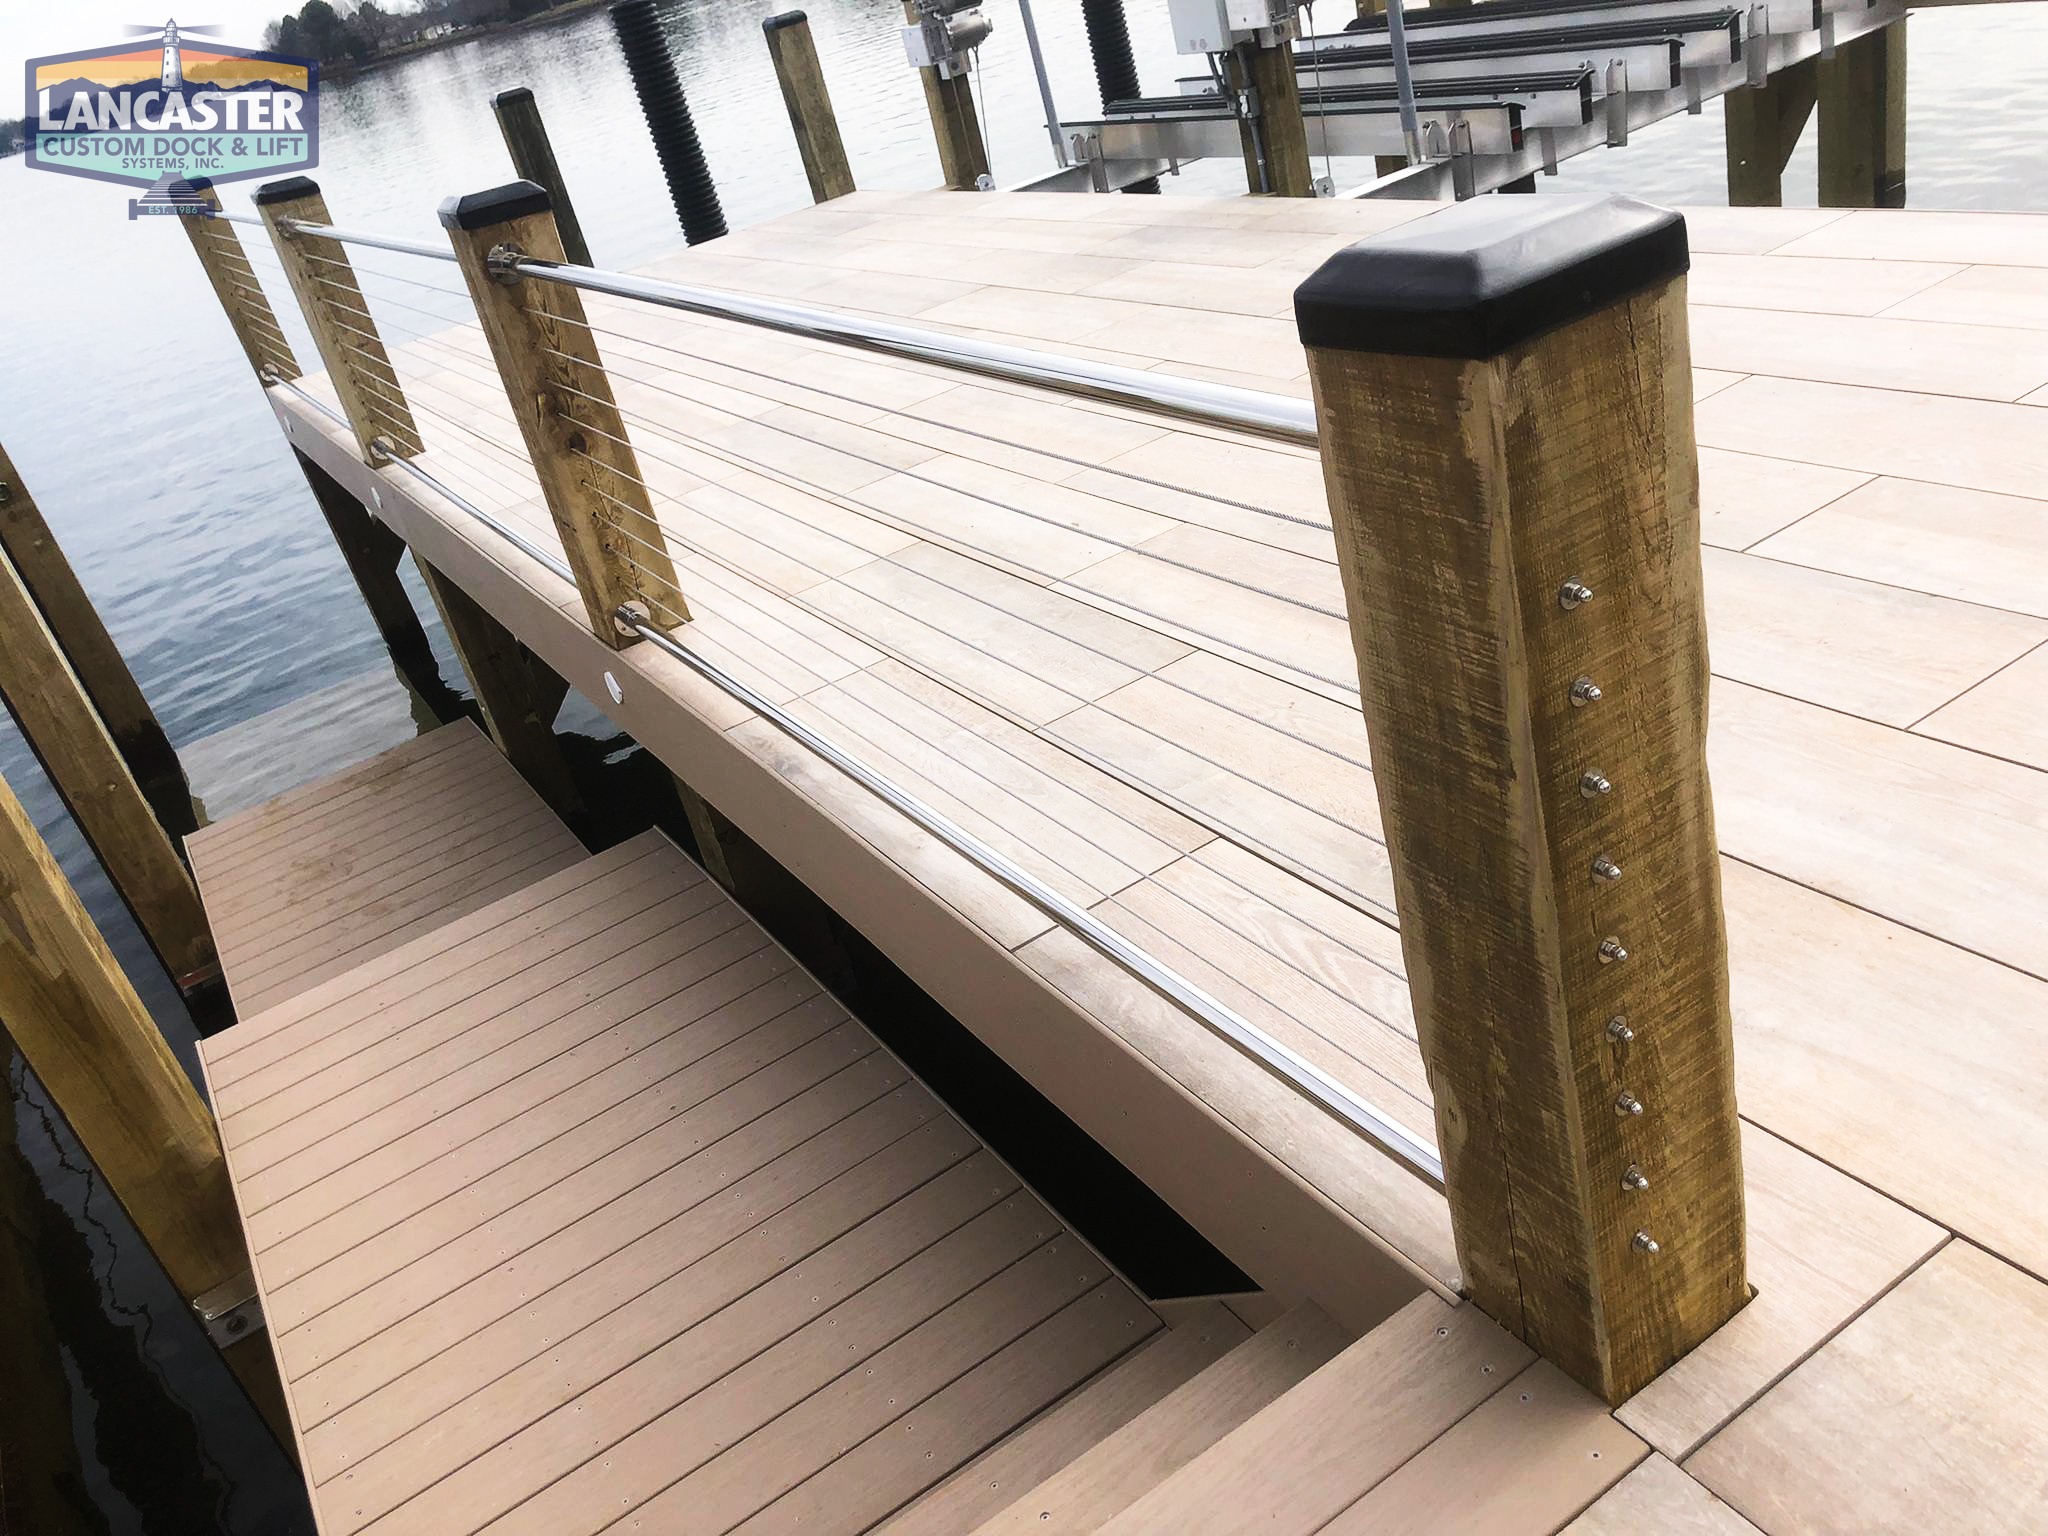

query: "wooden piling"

left=0, top=442, right=194, bottom=842
left=254, top=176, right=423, bottom=462
left=1819, top=21, right=1907, bottom=207
left=418, top=557, right=588, bottom=823
left=1294, top=195, right=1747, bottom=1403
left=0, top=769, right=287, bottom=1445
left=1724, top=55, right=1818, bottom=206
left=493, top=88, right=594, bottom=266
left=0, top=539, right=215, bottom=992
left=178, top=180, right=302, bottom=383
left=901, top=0, right=991, bottom=190
left=1229, top=37, right=1317, bottom=197
left=439, top=181, right=688, bottom=646
left=764, top=12, right=856, bottom=203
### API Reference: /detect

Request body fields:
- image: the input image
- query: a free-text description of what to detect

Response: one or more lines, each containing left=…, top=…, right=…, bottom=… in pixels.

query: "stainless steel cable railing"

left=253, top=217, right=1447, bottom=1191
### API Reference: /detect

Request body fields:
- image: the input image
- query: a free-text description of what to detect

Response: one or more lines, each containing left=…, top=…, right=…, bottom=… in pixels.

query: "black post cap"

left=253, top=174, right=321, bottom=206
left=437, top=180, right=554, bottom=231
left=1293, top=194, right=1689, bottom=361
left=764, top=10, right=808, bottom=31
left=494, top=86, right=535, bottom=106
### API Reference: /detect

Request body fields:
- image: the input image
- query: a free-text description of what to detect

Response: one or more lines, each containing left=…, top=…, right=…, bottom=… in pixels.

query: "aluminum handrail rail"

left=257, top=367, right=1445, bottom=1189
left=502, top=255, right=1323, bottom=448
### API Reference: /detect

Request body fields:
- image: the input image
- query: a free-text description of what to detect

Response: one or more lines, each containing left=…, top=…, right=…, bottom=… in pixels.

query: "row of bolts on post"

left=1561, top=575, right=1661, bottom=1260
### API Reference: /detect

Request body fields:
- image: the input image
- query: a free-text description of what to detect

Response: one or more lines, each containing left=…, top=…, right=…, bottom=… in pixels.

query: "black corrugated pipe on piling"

left=610, top=0, right=728, bottom=244
left=1080, top=0, right=1159, bottom=192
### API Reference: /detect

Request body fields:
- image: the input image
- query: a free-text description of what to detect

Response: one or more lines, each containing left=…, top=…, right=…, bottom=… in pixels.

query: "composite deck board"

left=199, top=765, right=1157, bottom=1534
left=187, top=720, right=584, bottom=1014
left=267, top=197, right=2048, bottom=1528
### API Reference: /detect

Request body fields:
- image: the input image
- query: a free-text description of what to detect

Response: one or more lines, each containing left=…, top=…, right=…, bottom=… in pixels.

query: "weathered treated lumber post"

left=1724, top=55, right=1817, bottom=206
left=494, top=88, right=593, bottom=266
left=0, top=442, right=194, bottom=841
left=1818, top=21, right=1907, bottom=207
left=254, top=176, right=424, bottom=461
left=177, top=180, right=302, bottom=382
left=1294, top=195, right=1747, bottom=1403
left=1229, top=33, right=1317, bottom=197
left=0, top=543, right=215, bottom=992
left=764, top=12, right=856, bottom=203
left=0, top=770, right=288, bottom=1446
left=417, top=557, right=588, bottom=823
left=439, top=181, right=689, bottom=646
left=901, top=0, right=991, bottom=189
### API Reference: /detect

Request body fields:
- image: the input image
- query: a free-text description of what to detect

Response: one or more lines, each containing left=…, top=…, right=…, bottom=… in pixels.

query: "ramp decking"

left=187, top=719, right=583, bottom=1015
left=253, top=189, right=2048, bottom=1532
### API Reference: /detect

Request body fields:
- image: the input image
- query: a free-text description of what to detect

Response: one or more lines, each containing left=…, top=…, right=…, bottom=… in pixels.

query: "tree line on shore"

left=264, top=0, right=567, bottom=66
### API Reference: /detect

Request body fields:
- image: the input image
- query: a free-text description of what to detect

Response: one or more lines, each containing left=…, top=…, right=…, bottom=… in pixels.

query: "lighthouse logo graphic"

left=23, top=19, right=320, bottom=201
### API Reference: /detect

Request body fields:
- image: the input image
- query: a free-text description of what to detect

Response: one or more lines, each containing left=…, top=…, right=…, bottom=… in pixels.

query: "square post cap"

left=253, top=174, right=321, bottom=206
left=1293, top=193, right=1689, bottom=360
left=764, top=10, right=810, bottom=31
left=439, top=180, right=555, bottom=231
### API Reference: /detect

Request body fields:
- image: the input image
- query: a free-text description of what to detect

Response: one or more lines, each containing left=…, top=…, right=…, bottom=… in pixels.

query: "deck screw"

left=1622, top=1164, right=1650, bottom=1191
left=1615, top=1091, right=1644, bottom=1117
left=1598, top=936, right=1629, bottom=964
left=1591, top=854, right=1623, bottom=883
left=1633, top=1231, right=1661, bottom=1255
left=1606, top=1015, right=1634, bottom=1044
left=1559, top=578, right=1594, bottom=610
left=1569, top=675, right=1603, bottom=707
left=1579, top=770, right=1612, bottom=800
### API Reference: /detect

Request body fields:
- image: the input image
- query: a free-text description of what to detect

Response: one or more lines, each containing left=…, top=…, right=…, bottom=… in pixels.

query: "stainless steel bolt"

left=1591, top=855, right=1623, bottom=884
left=1615, top=1091, right=1644, bottom=1117
left=1569, top=675, right=1603, bottom=707
left=1633, top=1231, right=1661, bottom=1255
left=1580, top=770, right=1612, bottom=800
left=1622, top=1164, right=1650, bottom=1191
left=1559, top=579, right=1595, bottom=611
left=1598, top=936, right=1629, bottom=964
left=1606, top=1015, right=1634, bottom=1044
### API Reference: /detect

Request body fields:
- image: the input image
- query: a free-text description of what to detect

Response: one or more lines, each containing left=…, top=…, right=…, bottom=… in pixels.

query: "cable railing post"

left=1294, top=194, right=1747, bottom=1404
left=177, top=178, right=301, bottom=383
left=438, top=181, right=689, bottom=647
left=253, top=176, right=423, bottom=463
left=764, top=11, right=856, bottom=204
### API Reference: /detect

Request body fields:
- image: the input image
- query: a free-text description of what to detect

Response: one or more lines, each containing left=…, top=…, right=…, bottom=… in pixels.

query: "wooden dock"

left=191, top=186, right=2048, bottom=1532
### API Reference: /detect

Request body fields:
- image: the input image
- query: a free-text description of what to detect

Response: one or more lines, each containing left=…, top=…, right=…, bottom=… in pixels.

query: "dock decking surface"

left=187, top=720, right=583, bottom=1015
left=263, top=189, right=2048, bottom=1531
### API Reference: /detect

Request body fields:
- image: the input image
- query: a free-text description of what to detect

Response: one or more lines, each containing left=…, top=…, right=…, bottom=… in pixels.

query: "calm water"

left=1, top=2, right=2045, bottom=1528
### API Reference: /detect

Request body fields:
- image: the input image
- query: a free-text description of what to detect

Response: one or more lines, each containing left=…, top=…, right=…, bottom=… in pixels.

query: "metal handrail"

left=259, top=368, right=1444, bottom=1190
left=501, top=254, right=1321, bottom=447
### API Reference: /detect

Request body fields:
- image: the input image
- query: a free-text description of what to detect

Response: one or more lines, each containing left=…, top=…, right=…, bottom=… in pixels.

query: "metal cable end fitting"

left=1598, top=937, right=1629, bottom=964
left=1606, top=1015, right=1634, bottom=1044
left=1559, top=579, right=1595, bottom=610
left=1569, top=675, right=1604, bottom=707
left=1622, top=1164, right=1649, bottom=1191
left=1615, top=1091, right=1644, bottom=1117
left=1633, top=1231, right=1661, bottom=1255
left=1591, top=855, right=1623, bottom=884
left=1580, top=770, right=1612, bottom=800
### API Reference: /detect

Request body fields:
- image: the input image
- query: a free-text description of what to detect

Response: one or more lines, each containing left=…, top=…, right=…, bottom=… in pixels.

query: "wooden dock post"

left=1229, top=34, right=1317, bottom=197
left=253, top=176, right=424, bottom=462
left=0, top=442, right=195, bottom=842
left=439, top=181, right=688, bottom=646
left=1294, top=195, right=1747, bottom=1403
left=1724, top=56, right=1818, bottom=206
left=0, top=769, right=287, bottom=1445
left=0, top=539, right=215, bottom=993
left=417, top=557, right=588, bottom=823
left=178, top=180, right=302, bottom=383
left=901, top=0, right=991, bottom=190
left=1819, top=20, right=1907, bottom=207
left=493, top=88, right=594, bottom=266
left=765, top=12, right=856, bottom=203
